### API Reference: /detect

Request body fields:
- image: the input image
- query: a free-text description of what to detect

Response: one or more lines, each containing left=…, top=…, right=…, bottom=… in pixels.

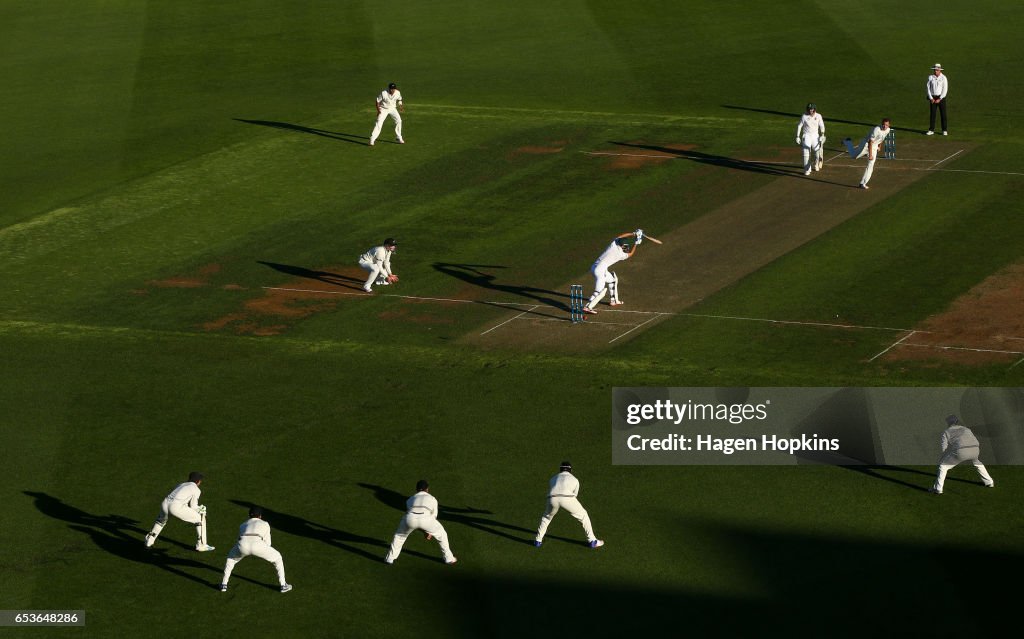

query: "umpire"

left=926, top=63, right=949, bottom=136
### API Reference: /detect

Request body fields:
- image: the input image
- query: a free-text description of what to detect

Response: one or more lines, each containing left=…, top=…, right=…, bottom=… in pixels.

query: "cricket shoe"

left=281, top=584, right=293, bottom=593
left=589, top=539, right=605, bottom=549
left=363, top=287, right=373, bottom=293
left=144, top=533, right=156, bottom=548
left=927, top=488, right=942, bottom=494
left=859, top=184, right=869, bottom=190
left=446, top=557, right=458, bottom=565
left=609, top=300, right=624, bottom=306
left=582, top=306, right=597, bottom=315
left=926, top=131, right=934, bottom=136
left=375, top=279, right=390, bottom=286
left=804, top=170, right=811, bottom=176
left=219, top=583, right=228, bottom=592
left=534, top=541, right=542, bottom=548
left=195, top=544, right=216, bottom=552
left=942, top=131, right=948, bottom=136
left=984, top=483, right=995, bottom=488
left=397, top=138, right=405, bottom=144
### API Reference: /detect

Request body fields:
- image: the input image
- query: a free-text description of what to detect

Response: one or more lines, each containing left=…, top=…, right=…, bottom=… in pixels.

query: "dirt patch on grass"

left=512, top=145, right=565, bottom=155
left=603, top=143, right=697, bottom=170
left=201, top=264, right=364, bottom=336
left=883, top=262, right=1024, bottom=365
left=148, top=263, right=223, bottom=288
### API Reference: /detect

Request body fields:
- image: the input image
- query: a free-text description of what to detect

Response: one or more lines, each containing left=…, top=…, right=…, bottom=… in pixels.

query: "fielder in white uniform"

left=144, top=471, right=214, bottom=552
left=796, top=103, right=826, bottom=175
left=369, top=82, right=404, bottom=146
left=929, top=415, right=995, bottom=494
left=583, top=230, right=644, bottom=314
left=384, top=480, right=457, bottom=565
left=534, top=461, right=604, bottom=549
left=843, top=118, right=891, bottom=189
left=358, top=237, right=398, bottom=293
left=219, top=507, right=292, bottom=593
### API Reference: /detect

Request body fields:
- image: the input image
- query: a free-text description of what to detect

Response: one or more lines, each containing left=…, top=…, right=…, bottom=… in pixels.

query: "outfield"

left=3, top=1, right=1024, bottom=637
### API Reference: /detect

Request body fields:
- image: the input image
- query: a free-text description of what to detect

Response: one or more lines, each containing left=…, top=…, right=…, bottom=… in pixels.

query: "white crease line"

left=824, top=162, right=1024, bottom=176
left=606, top=315, right=663, bottom=344
left=932, top=149, right=964, bottom=167
left=480, top=305, right=540, bottom=335
left=869, top=331, right=917, bottom=362
left=899, top=342, right=1024, bottom=356
left=679, top=312, right=920, bottom=333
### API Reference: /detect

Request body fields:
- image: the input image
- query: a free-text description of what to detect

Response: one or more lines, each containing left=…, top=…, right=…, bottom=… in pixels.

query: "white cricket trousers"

left=222, top=538, right=287, bottom=586
left=535, top=496, right=597, bottom=543
left=843, top=137, right=877, bottom=186
left=587, top=266, right=618, bottom=307
left=801, top=139, right=821, bottom=172
left=370, top=108, right=403, bottom=144
left=932, top=448, right=994, bottom=492
left=149, top=500, right=207, bottom=545
left=385, top=513, right=455, bottom=563
left=364, top=258, right=387, bottom=290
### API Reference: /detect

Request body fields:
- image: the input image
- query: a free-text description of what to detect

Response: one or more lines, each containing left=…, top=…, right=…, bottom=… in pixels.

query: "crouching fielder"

left=145, top=471, right=214, bottom=552
left=534, top=461, right=604, bottom=549
left=384, top=480, right=457, bottom=565
left=583, top=229, right=643, bottom=314
left=358, top=237, right=398, bottom=293
left=220, top=507, right=292, bottom=593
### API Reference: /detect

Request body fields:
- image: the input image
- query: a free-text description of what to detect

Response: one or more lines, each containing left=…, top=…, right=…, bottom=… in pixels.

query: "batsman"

left=582, top=229, right=649, bottom=315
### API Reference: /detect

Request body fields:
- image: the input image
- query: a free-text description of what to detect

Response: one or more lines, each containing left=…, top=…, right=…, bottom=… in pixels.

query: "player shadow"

left=432, top=263, right=570, bottom=318
left=234, top=119, right=370, bottom=145
left=720, top=105, right=927, bottom=134
left=23, top=491, right=232, bottom=589
left=833, top=465, right=939, bottom=492
left=258, top=261, right=365, bottom=290
left=358, top=483, right=580, bottom=547
left=227, top=499, right=406, bottom=564
left=609, top=141, right=855, bottom=187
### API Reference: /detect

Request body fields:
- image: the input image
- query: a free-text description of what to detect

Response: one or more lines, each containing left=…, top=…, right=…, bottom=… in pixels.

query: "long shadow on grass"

left=23, top=491, right=230, bottom=590
left=234, top=119, right=371, bottom=145
left=609, top=141, right=853, bottom=187
left=437, top=518, right=1020, bottom=636
left=227, top=499, right=415, bottom=564
left=358, top=483, right=579, bottom=547
left=432, top=263, right=569, bottom=318
left=721, top=105, right=927, bottom=135
left=837, top=464, right=983, bottom=492
left=258, top=261, right=365, bottom=290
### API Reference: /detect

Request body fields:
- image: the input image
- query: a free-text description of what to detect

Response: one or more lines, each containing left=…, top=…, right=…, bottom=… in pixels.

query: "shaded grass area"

left=3, top=329, right=1022, bottom=636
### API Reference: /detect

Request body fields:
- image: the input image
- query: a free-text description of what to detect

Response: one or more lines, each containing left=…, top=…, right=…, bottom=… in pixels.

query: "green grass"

left=3, top=1, right=1024, bottom=637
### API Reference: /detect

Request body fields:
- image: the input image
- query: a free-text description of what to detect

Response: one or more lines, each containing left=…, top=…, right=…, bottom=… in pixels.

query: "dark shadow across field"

left=432, top=520, right=1021, bottom=637
left=228, top=499, right=398, bottom=564
left=234, top=119, right=373, bottom=144
left=258, top=261, right=365, bottom=290
left=358, top=483, right=581, bottom=548
left=432, top=263, right=570, bottom=316
left=721, top=105, right=928, bottom=135
left=23, top=491, right=245, bottom=590
left=609, top=141, right=853, bottom=188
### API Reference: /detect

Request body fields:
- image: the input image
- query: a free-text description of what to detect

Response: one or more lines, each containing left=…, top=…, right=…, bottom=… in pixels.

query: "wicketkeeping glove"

left=386, top=274, right=399, bottom=284
left=197, top=504, right=208, bottom=515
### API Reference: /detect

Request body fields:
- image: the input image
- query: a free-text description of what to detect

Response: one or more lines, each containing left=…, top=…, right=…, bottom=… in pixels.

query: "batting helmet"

left=559, top=461, right=572, bottom=471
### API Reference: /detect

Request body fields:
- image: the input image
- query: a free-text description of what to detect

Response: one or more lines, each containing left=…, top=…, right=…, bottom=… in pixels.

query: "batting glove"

left=795, top=138, right=801, bottom=145
left=635, top=229, right=644, bottom=242
left=196, top=505, right=208, bottom=515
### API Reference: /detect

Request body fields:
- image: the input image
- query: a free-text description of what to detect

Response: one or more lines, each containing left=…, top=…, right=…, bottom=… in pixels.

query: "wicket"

left=569, top=284, right=585, bottom=323
left=883, top=130, right=896, bottom=159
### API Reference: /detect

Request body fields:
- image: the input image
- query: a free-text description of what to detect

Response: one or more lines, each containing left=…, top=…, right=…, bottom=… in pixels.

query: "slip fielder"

left=219, top=507, right=292, bottom=593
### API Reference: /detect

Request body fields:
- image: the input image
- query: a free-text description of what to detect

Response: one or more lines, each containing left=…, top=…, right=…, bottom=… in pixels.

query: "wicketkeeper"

left=358, top=237, right=399, bottom=293
left=144, top=471, right=215, bottom=552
